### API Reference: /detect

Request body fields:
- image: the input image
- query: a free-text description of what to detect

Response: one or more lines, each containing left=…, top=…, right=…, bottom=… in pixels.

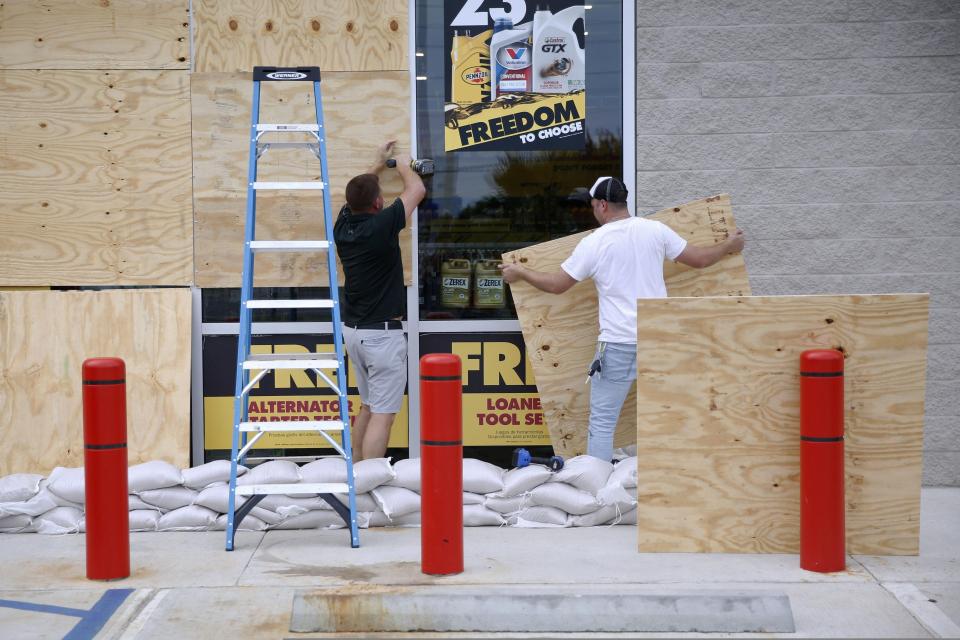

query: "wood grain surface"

left=192, top=71, right=412, bottom=288
left=503, top=194, right=750, bottom=457
left=193, top=0, right=407, bottom=72
left=0, top=289, right=192, bottom=475
left=0, top=0, right=189, bottom=69
left=634, top=294, right=928, bottom=555
left=0, top=70, right=193, bottom=286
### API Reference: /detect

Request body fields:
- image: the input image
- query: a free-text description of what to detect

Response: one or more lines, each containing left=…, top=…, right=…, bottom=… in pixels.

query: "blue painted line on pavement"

left=64, top=589, right=134, bottom=640
left=0, top=589, right=134, bottom=640
left=0, top=599, right=88, bottom=617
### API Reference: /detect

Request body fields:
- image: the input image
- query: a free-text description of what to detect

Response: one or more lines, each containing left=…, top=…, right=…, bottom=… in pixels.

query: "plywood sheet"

left=193, top=0, right=407, bottom=72
left=0, top=70, right=193, bottom=286
left=503, top=194, right=750, bottom=457
left=635, top=294, right=928, bottom=555
left=0, top=0, right=189, bottom=69
left=192, top=71, right=412, bottom=288
left=0, top=289, right=192, bottom=475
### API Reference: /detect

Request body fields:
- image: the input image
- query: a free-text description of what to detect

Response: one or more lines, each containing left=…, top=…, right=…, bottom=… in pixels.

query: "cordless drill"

left=386, top=157, right=435, bottom=176
left=512, top=448, right=564, bottom=472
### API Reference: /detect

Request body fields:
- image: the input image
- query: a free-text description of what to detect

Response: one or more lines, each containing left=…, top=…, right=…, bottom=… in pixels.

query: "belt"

left=345, top=320, right=403, bottom=330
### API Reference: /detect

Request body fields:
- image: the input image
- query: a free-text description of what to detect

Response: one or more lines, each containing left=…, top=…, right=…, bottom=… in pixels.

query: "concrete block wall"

left=635, top=0, right=960, bottom=485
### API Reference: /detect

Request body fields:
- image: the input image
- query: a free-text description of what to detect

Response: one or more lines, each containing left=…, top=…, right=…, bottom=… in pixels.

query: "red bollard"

left=420, top=353, right=463, bottom=576
left=800, top=349, right=845, bottom=573
left=82, top=357, right=130, bottom=581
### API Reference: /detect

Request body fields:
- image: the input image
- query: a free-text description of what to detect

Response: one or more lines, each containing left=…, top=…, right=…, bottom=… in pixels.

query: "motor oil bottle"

left=532, top=5, right=586, bottom=94
left=451, top=29, right=493, bottom=104
left=440, top=258, right=472, bottom=308
left=490, top=20, right=533, bottom=100
left=472, top=259, right=506, bottom=309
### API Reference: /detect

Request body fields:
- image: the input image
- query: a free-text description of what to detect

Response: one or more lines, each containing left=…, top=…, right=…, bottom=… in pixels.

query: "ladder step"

left=246, top=299, right=335, bottom=309
left=244, top=353, right=339, bottom=370
left=239, top=420, right=345, bottom=433
left=255, top=124, right=321, bottom=132
left=252, top=181, right=324, bottom=190
left=250, top=240, right=329, bottom=252
left=236, top=482, right=349, bottom=496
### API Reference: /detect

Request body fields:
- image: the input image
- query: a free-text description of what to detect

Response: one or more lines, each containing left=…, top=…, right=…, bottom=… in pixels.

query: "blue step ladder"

left=225, top=66, right=360, bottom=551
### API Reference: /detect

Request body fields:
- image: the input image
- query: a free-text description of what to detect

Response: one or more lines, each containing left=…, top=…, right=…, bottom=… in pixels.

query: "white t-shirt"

left=561, top=217, right=687, bottom=344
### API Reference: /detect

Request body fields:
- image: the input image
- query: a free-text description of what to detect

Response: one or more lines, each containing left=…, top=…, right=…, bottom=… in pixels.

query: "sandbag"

left=334, top=492, right=378, bottom=513
left=596, top=482, right=636, bottom=510
left=182, top=460, right=246, bottom=490
left=211, top=513, right=267, bottom=532
left=617, top=506, right=637, bottom=525
left=608, top=456, right=637, bottom=489
left=529, top=483, right=600, bottom=515
left=0, top=514, right=34, bottom=533
left=371, top=486, right=421, bottom=519
left=462, top=458, right=504, bottom=494
left=484, top=495, right=527, bottom=515
left=129, top=461, right=183, bottom=493
left=45, top=467, right=85, bottom=503
left=0, top=489, right=66, bottom=518
left=463, top=492, right=485, bottom=505
left=138, top=486, right=198, bottom=511
left=35, top=506, right=83, bottom=535
left=237, top=460, right=300, bottom=486
left=129, top=495, right=158, bottom=511
left=548, top=455, right=612, bottom=494
left=157, top=505, right=217, bottom=531
left=385, top=458, right=420, bottom=492
left=493, top=465, right=552, bottom=498
left=270, top=510, right=346, bottom=530
left=511, top=505, right=570, bottom=528
left=257, top=495, right=330, bottom=513
left=571, top=504, right=621, bottom=527
left=0, top=473, right=43, bottom=503
left=129, top=509, right=161, bottom=532
left=299, top=457, right=346, bottom=484
left=353, top=458, right=396, bottom=493
left=463, top=504, right=505, bottom=526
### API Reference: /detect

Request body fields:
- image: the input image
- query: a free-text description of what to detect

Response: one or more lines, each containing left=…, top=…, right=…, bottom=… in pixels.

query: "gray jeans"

left=587, top=342, right=637, bottom=462
left=342, top=326, right=407, bottom=414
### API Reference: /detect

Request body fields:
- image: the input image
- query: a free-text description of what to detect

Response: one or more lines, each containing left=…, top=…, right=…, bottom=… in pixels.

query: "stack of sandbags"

left=0, top=456, right=638, bottom=534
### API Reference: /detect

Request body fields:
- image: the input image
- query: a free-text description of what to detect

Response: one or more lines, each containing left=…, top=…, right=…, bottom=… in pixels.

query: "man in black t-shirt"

left=334, top=140, right=425, bottom=461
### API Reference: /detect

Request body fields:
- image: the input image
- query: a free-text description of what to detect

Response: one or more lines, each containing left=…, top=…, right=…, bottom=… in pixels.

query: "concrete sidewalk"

left=0, top=488, right=958, bottom=638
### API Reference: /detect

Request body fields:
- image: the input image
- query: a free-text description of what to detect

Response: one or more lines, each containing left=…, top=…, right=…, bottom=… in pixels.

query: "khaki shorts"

left=343, top=325, right=407, bottom=414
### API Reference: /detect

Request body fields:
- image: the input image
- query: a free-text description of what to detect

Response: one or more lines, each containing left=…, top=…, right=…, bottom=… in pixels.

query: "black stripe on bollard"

left=85, top=443, right=128, bottom=450
left=420, top=375, right=460, bottom=381
left=800, top=371, right=843, bottom=378
left=421, top=439, right=462, bottom=446
left=83, top=379, right=126, bottom=385
left=800, top=436, right=844, bottom=442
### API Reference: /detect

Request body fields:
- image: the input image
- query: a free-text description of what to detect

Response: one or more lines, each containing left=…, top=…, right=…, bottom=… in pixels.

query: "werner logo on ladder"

left=225, top=66, right=360, bottom=551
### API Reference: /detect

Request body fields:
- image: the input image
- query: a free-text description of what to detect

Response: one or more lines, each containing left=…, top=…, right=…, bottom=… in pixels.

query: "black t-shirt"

left=333, top=197, right=406, bottom=325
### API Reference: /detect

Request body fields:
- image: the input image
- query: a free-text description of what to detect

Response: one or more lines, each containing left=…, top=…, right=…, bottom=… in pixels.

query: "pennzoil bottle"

left=451, top=29, right=493, bottom=104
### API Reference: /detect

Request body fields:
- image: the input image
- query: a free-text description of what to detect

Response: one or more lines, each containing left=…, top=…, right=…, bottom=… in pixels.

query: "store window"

left=415, top=0, right=624, bottom=320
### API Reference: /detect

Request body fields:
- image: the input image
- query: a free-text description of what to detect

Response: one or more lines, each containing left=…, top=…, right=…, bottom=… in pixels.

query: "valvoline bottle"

left=490, top=18, right=533, bottom=100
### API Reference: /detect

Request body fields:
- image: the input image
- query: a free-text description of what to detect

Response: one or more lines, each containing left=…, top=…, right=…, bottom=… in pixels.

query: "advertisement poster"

left=420, top=333, right=551, bottom=446
left=203, top=335, right=408, bottom=452
left=444, top=0, right=586, bottom=152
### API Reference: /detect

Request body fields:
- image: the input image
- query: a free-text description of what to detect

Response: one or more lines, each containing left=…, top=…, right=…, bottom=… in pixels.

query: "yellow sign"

left=445, top=91, right=586, bottom=152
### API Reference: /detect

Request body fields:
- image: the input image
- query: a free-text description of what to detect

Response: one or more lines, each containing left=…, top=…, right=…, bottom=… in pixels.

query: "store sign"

left=420, top=333, right=551, bottom=446
left=444, top=0, right=586, bottom=152
left=202, top=335, right=408, bottom=451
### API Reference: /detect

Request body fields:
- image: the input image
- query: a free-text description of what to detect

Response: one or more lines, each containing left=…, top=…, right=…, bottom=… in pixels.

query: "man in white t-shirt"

left=500, top=177, right=745, bottom=462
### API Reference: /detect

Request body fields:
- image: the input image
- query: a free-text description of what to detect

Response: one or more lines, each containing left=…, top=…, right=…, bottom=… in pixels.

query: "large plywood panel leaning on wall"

left=0, top=70, right=193, bottom=286
left=193, top=0, right=408, bottom=72
left=0, top=289, right=192, bottom=475
left=503, top=195, right=750, bottom=457
left=634, top=294, right=928, bottom=556
left=192, top=71, right=412, bottom=288
left=0, top=0, right=189, bottom=69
